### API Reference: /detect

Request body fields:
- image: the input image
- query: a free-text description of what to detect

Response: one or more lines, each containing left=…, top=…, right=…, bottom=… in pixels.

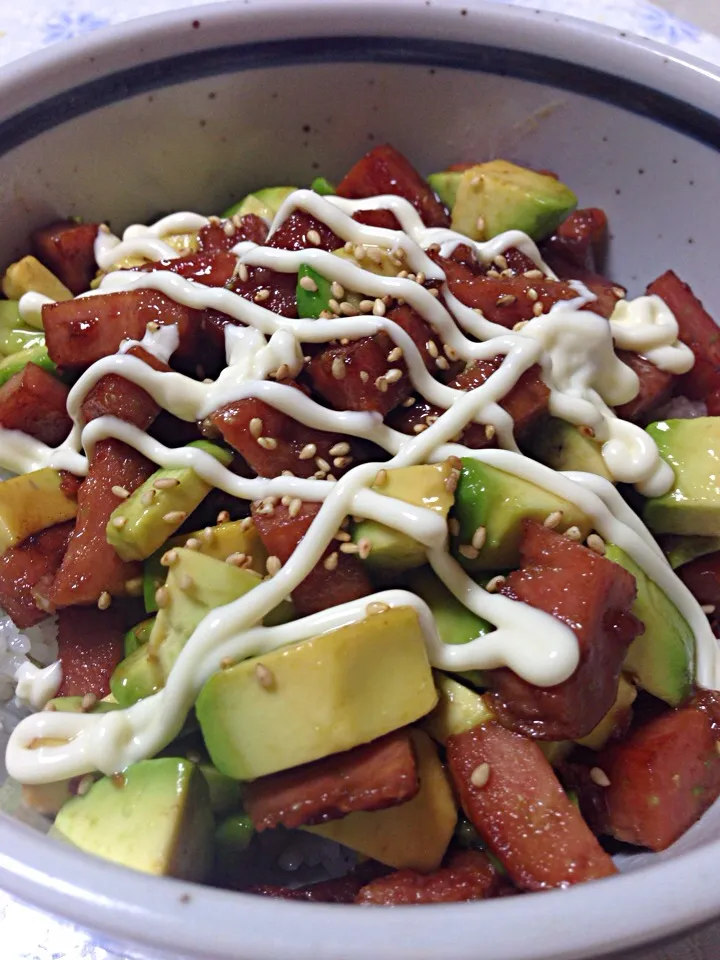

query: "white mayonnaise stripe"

left=5, top=187, right=717, bottom=785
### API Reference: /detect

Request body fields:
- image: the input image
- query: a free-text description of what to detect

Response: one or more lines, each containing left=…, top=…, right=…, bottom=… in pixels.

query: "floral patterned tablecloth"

left=1, top=1, right=720, bottom=958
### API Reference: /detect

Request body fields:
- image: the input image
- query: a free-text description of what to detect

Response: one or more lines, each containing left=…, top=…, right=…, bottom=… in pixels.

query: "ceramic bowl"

left=2, top=1, right=720, bottom=957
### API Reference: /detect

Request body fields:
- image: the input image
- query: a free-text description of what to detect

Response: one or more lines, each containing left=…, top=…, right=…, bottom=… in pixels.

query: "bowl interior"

left=2, top=3, right=720, bottom=959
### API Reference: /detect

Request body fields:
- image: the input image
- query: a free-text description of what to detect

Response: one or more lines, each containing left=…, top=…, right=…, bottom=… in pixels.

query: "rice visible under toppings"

left=0, top=613, right=59, bottom=726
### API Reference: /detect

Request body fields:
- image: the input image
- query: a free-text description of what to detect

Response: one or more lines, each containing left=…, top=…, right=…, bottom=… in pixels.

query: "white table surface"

left=2, top=1, right=720, bottom=958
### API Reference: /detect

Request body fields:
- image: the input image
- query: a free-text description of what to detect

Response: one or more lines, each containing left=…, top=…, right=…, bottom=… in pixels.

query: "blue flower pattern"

left=43, top=10, right=110, bottom=45
left=636, top=1, right=700, bottom=44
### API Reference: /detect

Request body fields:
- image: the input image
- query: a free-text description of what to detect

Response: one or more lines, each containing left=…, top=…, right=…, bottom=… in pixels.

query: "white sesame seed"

left=429, top=287, right=440, bottom=297
left=240, top=517, right=254, bottom=531
left=426, top=340, right=439, bottom=359
left=402, top=396, right=416, bottom=408
left=299, top=275, right=318, bottom=292
left=155, top=586, right=170, bottom=608
left=307, top=229, right=322, bottom=246
left=513, top=320, right=528, bottom=332
left=125, top=577, right=144, bottom=596
left=330, top=281, right=345, bottom=300
left=448, top=517, right=460, bottom=537
left=385, top=368, right=403, bottom=384
left=217, top=511, right=231, bottom=524
left=702, top=604, right=716, bottom=615
left=543, top=510, right=563, bottom=529
left=387, top=346, right=403, bottom=363
left=524, top=269, right=544, bottom=279
left=257, top=436, right=278, bottom=450
left=163, top=510, right=187, bottom=524
left=235, top=262, right=249, bottom=282
left=416, top=271, right=426, bottom=285
left=288, top=497, right=303, bottom=518
left=527, top=288, right=538, bottom=302
left=375, top=376, right=389, bottom=393
left=357, top=538, right=372, bottom=559
left=565, top=525, right=583, bottom=541
left=471, top=526, right=487, bottom=551
left=266, top=555, right=282, bottom=576
left=444, top=344, right=459, bottom=361
left=459, top=544, right=479, bottom=560
left=497, top=293, right=517, bottom=307
left=340, top=542, right=360, bottom=554
left=154, top=476, right=180, bottom=490
left=375, top=469, right=388, bottom=487
left=373, top=298, right=386, bottom=316
left=476, top=216, right=485, bottom=234
left=334, top=456, right=352, bottom=469
left=255, top=663, right=275, bottom=689
left=146, top=321, right=160, bottom=333
left=111, top=516, right=127, bottom=529
left=201, top=526, right=215, bottom=543
left=328, top=298, right=341, bottom=313
left=254, top=288, right=270, bottom=302
left=485, top=424, right=496, bottom=441
left=226, top=552, right=248, bottom=567
left=359, top=299, right=374, bottom=313
left=323, top=552, right=339, bottom=571
left=436, top=356, right=450, bottom=371
left=161, top=548, right=179, bottom=567
left=613, top=286, right=626, bottom=299
left=185, top=537, right=202, bottom=550
left=298, top=443, right=317, bottom=460
left=178, top=573, right=194, bottom=591
left=360, top=370, right=370, bottom=383
left=111, top=485, right=129, bottom=499
left=470, top=762, right=491, bottom=788
left=140, top=489, right=155, bottom=506
left=329, top=442, right=350, bottom=456
left=81, top=692, right=97, bottom=712
left=331, top=357, right=346, bottom=380
left=413, top=423, right=427, bottom=434
left=485, top=575, right=506, bottom=593
left=493, top=254, right=508, bottom=271
left=590, top=767, right=611, bottom=788
left=586, top=533, right=606, bottom=555
left=340, top=301, right=358, bottom=317
left=533, top=301, right=544, bottom=317
left=315, top=457, right=331, bottom=473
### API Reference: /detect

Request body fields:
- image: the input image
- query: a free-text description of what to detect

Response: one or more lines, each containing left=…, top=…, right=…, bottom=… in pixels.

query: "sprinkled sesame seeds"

left=266, top=555, right=282, bottom=576
left=111, top=516, right=127, bottom=530
left=315, top=456, right=331, bottom=473
left=146, top=321, right=160, bottom=333
left=235, top=262, right=249, bottom=282
left=323, top=552, right=339, bottom=571
left=375, top=376, right=389, bottom=393
left=524, top=269, right=544, bottom=279
left=565, top=526, right=583, bottom=541
left=402, top=396, right=416, bottom=408
left=385, top=368, right=403, bottom=384
left=426, top=340, right=439, bottom=359
left=486, top=575, right=506, bottom=593
left=494, top=254, right=508, bottom=271
left=154, top=476, right=180, bottom=490
left=257, top=436, right=278, bottom=450
left=328, top=298, right=341, bottom=314
left=458, top=544, right=479, bottom=560
left=161, top=548, right=179, bottom=567
left=429, top=287, right=440, bottom=297
left=81, top=693, right=97, bottom=712
left=299, top=275, right=318, bottom=292
left=331, top=357, right=346, bottom=380
left=476, top=216, right=485, bottom=234
left=217, top=511, right=231, bottom=524
left=533, top=301, right=544, bottom=317
left=288, top=497, right=303, bottom=518
left=307, top=229, right=322, bottom=246
left=471, top=526, right=487, bottom=551
left=436, top=356, right=450, bottom=371
left=444, top=344, right=459, bottom=361
left=111, top=485, right=129, bottom=499
left=485, top=424, right=496, bottom=441
left=330, top=280, right=345, bottom=299
left=163, top=510, right=187, bottom=524
left=155, top=586, right=170, bottom=608
left=590, top=767, right=611, bottom=788
left=373, top=298, right=386, bottom=316
left=178, top=573, right=194, bottom=591
left=340, top=542, right=360, bottom=554
left=543, top=510, right=563, bottom=529
left=586, top=533, right=606, bottom=555
left=255, top=663, right=275, bottom=689
left=76, top=774, right=94, bottom=796
left=185, top=537, right=201, bottom=550
left=254, top=288, right=270, bottom=302
left=202, top=526, right=215, bottom=543
left=413, top=423, right=427, bottom=434
left=357, top=538, right=372, bottom=559
left=329, top=441, right=351, bottom=457
left=226, top=552, right=249, bottom=567
left=140, top=489, right=155, bottom=506
left=702, top=604, right=716, bottom=615
left=367, top=601, right=390, bottom=616
left=470, top=762, right=491, bottom=788
left=299, top=443, right=317, bottom=460
left=527, top=288, right=539, bottom=302
left=360, top=370, right=370, bottom=383
left=374, top=468, right=388, bottom=487
left=613, top=286, right=626, bottom=299
left=579, top=425, right=595, bottom=439
left=125, top=577, right=144, bottom=596
left=387, top=346, right=403, bottom=363
left=513, top=321, right=528, bottom=332
left=97, top=591, right=112, bottom=610
left=448, top=517, right=460, bottom=537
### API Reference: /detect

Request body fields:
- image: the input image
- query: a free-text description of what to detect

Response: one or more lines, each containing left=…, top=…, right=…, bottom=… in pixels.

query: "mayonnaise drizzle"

left=14, top=661, right=62, bottom=712
left=5, top=188, right=719, bottom=784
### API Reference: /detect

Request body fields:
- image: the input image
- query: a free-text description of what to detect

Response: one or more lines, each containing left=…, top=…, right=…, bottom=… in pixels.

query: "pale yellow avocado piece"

left=422, top=672, right=494, bottom=745
left=2, top=255, right=73, bottom=306
left=0, top=468, right=77, bottom=554
left=306, top=730, right=456, bottom=872
left=333, top=245, right=405, bottom=278
left=352, top=460, right=458, bottom=571
left=196, top=606, right=437, bottom=780
left=575, top=674, right=637, bottom=751
left=52, top=758, right=214, bottom=880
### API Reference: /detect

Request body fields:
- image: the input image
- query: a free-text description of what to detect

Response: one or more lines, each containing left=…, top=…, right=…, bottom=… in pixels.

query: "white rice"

left=0, top=613, right=58, bottom=724
left=653, top=395, right=707, bottom=421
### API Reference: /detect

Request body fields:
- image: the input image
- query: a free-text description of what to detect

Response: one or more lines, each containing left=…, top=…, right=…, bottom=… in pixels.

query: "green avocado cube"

left=296, top=264, right=333, bottom=319
left=452, top=459, right=590, bottom=571
left=665, top=535, right=720, bottom=570
left=524, top=417, right=612, bottom=481
left=311, top=176, right=336, bottom=196
left=645, top=418, right=720, bottom=537
left=408, top=567, right=492, bottom=646
left=605, top=543, right=694, bottom=706
left=52, top=758, right=214, bottom=880
left=0, top=343, right=56, bottom=386
left=222, top=186, right=298, bottom=221
left=450, top=160, right=577, bottom=242
left=0, top=301, right=45, bottom=357
left=427, top=171, right=463, bottom=210
left=106, top=441, right=232, bottom=562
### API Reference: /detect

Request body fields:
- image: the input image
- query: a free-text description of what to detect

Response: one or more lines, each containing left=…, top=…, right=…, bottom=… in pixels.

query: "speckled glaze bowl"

left=2, top=2, right=720, bottom=958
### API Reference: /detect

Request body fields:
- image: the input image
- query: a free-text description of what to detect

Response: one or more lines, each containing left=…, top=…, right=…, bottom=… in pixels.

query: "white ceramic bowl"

left=2, top=1, right=720, bottom=957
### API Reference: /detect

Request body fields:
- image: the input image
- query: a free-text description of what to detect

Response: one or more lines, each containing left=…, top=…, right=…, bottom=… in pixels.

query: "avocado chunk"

left=665, top=535, right=720, bottom=571
left=605, top=543, right=694, bottom=706
left=452, top=458, right=590, bottom=571
left=575, top=674, right=637, bottom=750
left=0, top=343, right=56, bottom=386
left=123, top=617, right=155, bottom=658
left=45, top=696, right=120, bottom=714
left=0, top=301, right=45, bottom=356
left=112, top=548, right=291, bottom=707
left=223, top=186, right=298, bottom=221
left=645, top=418, right=720, bottom=537
left=422, top=673, right=494, bottom=745
left=2, top=255, right=74, bottom=305
left=215, top=812, right=255, bottom=861
left=409, top=567, right=492, bottom=646
left=296, top=246, right=403, bottom=319
left=450, top=160, right=577, bottom=242
left=311, top=176, right=336, bottom=196
left=197, top=606, right=437, bottom=780
left=143, top=517, right=268, bottom=613
left=352, top=461, right=457, bottom=572
left=52, top=758, right=214, bottom=880
left=306, top=730, right=456, bottom=872
left=0, top=468, right=77, bottom=554
left=107, top=441, right=233, bottom=562
left=296, top=265, right=334, bottom=320
left=524, top=417, right=612, bottom=481
left=427, top=171, right=463, bottom=210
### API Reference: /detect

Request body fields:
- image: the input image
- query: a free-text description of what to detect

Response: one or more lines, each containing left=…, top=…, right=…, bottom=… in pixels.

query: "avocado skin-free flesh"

left=605, top=543, right=694, bottom=706
left=644, top=418, right=720, bottom=536
left=0, top=467, right=77, bottom=554
left=52, top=758, right=214, bottom=881
left=452, top=459, right=590, bottom=571
left=197, top=606, right=437, bottom=780
left=524, top=418, right=612, bottom=481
